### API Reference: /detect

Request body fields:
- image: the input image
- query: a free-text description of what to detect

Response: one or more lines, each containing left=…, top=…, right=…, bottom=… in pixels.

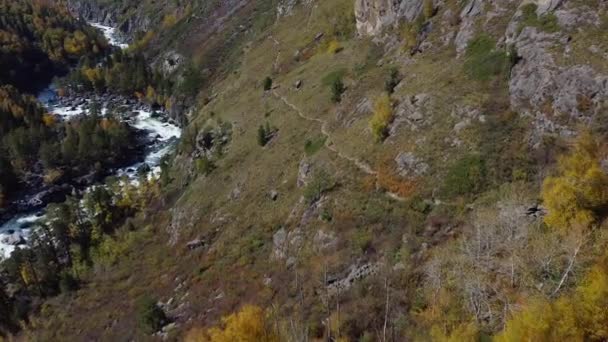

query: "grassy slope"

left=24, top=0, right=565, bottom=340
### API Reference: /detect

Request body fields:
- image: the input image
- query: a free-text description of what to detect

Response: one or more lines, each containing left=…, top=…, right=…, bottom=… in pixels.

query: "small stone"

left=269, top=190, right=279, bottom=201
left=186, top=239, right=204, bottom=250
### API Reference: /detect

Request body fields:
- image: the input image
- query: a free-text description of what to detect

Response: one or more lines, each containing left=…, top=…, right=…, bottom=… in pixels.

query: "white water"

left=90, top=23, right=129, bottom=49
left=0, top=24, right=180, bottom=259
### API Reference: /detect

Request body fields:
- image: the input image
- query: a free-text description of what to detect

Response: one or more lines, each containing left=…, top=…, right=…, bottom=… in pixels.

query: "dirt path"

left=273, top=91, right=377, bottom=174
left=272, top=90, right=406, bottom=201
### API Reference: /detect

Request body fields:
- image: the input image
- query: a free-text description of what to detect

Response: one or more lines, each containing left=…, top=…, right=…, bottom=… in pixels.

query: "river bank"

left=0, top=23, right=182, bottom=259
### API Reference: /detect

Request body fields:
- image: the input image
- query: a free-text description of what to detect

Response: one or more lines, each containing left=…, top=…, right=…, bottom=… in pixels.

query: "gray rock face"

left=390, top=93, right=429, bottom=134
left=355, top=0, right=423, bottom=36
left=272, top=227, right=303, bottom=264
left=327, top=262, right=382, bottom=296
left=555, top=6, right=601, bottom=30
left=186, top=239, right=204, bottom=250
left=395, top=152, right=429, bottom=177
left=509, top=27, right=608, bottom=140
left=454, top=18, right=477, bottom=55
left=297, top=159, right=311, bottom=188
left=313, top=229, right=338, bottom=253
left=277, top=0, right=298, bottom=17
left=454, top=0, right=483, bottom=55
left=155, top=51, right=185, bottom=77
left=534, top=0, right=564, bottom=15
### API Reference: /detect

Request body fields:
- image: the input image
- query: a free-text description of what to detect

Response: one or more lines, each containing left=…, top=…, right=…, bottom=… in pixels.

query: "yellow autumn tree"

left=146, top=85, right=157, bottom=104
left=497, top=255, right=608, bottom=341
left=541, top=132, right=608, bottom=231
left=42, top=113, right=56, bottom=127
left=185, top=305, right=278, bottom=342
left=369, top=93, right=393, bottom=142
left=576, top=265, right=608, bottom=339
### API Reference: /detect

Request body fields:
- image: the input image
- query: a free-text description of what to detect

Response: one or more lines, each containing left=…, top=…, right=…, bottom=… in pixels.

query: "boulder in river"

left=1, top=233, right=26, bottom=246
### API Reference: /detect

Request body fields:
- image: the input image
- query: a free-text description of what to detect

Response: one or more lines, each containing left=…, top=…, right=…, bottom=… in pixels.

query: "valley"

left=3, top=0, right=608, bottom=341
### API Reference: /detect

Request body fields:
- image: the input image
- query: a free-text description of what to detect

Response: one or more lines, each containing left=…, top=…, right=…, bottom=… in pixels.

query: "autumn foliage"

left=497, top=256, right=608, bottom=341
left=369, top=94, right=394, bottom=142
left=185, top=305, right=278, bottom=342
left=541, top=133, right=608, bottom=231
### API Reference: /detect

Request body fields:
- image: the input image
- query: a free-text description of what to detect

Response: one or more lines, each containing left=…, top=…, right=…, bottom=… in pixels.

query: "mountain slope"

left=14, top=0, right=608, bottom=340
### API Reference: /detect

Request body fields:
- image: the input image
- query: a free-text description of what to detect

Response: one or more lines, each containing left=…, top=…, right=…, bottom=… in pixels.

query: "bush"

left=330, top=78, right=345, bottom=103
left=137, top=296, right=167, bottom=334
left=478, top=111, right=534, bottom=185
left=263, top=77, right=272, bottom=91
left=463, top=34, right=510, bottom=81
left=303, top=169, right=336, bottom=204
left=257, top=122, right=275, bottom=146
left=443, top=154, right=486, bottom=196
left=384, top=67, right=400, bottom=94
left=322, top=69, right=346, bottom=103
left=354, top=229, right=373, bottom=252
left=369, top=94, right=394, bottom=142
left=327, top=40, right=343, bottom=54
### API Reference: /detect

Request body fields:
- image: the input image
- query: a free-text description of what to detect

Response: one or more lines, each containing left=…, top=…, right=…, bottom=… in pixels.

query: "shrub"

left=423, top=0, right=435, bottom=20
left=369, top=94, right=394, bottom=142
left=303, top=169, right=336, bottom=204
left=327, top=39, right=343, bottom=54
left=137, top=296, right=167, bottom=334
left=478, top=110, right=535, bottom=185
left=384, top=67, right=400, bottom=94
left=354, top=229, right=373, bottom=252
left=263, top=77, right=272, bottom=91
left=401, top=23, right=418, bottom=53
left=443, top=154, right=486, bottom=196
left=257, top=122, right=274, bottom=146
left=322, top=69, right=346, bottom=103
left=330, top=78, right=345, bottom=103
left=162, top=14, right=178, bottom=29
left=463, top=34, right=510, bottom=81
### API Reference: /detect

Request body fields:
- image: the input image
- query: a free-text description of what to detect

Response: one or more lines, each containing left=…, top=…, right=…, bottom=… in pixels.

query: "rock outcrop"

left=509, top=27, right=608, bottom=141
left=355, top=0, right=423, bottom=36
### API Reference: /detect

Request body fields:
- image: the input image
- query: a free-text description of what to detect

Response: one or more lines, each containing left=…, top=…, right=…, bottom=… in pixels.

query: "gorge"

left=0, top=23, right=181, bottom=259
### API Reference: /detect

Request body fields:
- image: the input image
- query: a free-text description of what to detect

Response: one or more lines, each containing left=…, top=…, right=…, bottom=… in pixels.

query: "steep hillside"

left=11, top=0, right=608, bottom=341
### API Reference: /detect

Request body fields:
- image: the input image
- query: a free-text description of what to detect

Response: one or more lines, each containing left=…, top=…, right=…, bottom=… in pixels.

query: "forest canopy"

left=0, top=0, right=109, bottom=91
